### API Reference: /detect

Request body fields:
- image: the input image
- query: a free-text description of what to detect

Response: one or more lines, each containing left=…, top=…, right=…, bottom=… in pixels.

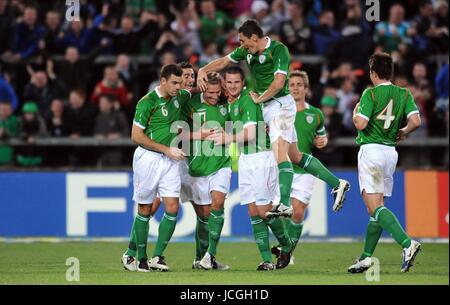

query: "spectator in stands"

left=43, top=10, right=63, bottom=55
left=313, top=10, right=340, bottom=56
left=336, top=77, right=359, bottom=135
left=435, top=63, right=449, bottom=113
left=46, top=98, right=68, bottom=137
left=373, top=4, right=413, bottom=55
left=316, top=95, right=344, bottom=166
left=0, top=73, right=18, bottom=111
left=125, top=0, right=157, bottom=21
left=91, top=66, right=130, bottom=110
left=199, top=41, right=221, bottom=67
left=412, top=0, right=449, bottom=56
left=170, top=0, right=202, bottom=54
left=104, top=13, right=156, bottom=54
left=22, top=70, right=66, bottom=120
left=57, top=4, right=108, bottom=54
left=328, top=3, right=372, bottom=69
left=199, top=0, right=234, bottom=51
left=0, top=101, right=19, bottom=166
left=94, top=94, right=129, bottom=166
left=5, top=6, right=45, bottom=62
left=55, top=40, right=108, bottom=92
left=66, top=90, right=98, bottom=138
left=278, top=0, right=313, bottom=55
left=0, top=0, right=16, bottom=56
left=17, top=102, right=48, bottom=166
left=249, top=0, right=276, bottom=34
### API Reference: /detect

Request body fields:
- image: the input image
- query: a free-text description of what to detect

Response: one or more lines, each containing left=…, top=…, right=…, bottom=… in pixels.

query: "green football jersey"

left=356, top=83, right=419, bottom=146
left=133, top=87, right=191, bottom=147
left=181, top=93, right=231, bottom=177
left=228, top=37, right=290, bottom=98
left=228, top=92, right=271, bottom=155
left=292, top=103, right=326, bottom=174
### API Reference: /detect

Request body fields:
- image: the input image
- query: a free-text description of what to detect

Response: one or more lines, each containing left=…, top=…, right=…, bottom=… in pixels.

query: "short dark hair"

left=179, top=62, right=193, bottom=70
left=369, top=53, right=393, bottom=80
left=223, top=66, right=245, bottom=81
left=160, top=64, right=183, bottom=80
left=238, top=19, right=264, bottom=39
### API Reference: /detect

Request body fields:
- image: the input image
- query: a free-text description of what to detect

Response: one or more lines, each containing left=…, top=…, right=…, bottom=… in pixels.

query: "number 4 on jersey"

left=377, top=99, right=395, bottom=129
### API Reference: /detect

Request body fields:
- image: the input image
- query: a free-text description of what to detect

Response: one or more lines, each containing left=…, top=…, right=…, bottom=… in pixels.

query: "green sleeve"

left=178, top=89, right=192, bottom=104
left=133, top=97, right=153, bottom=129
left=228, top=46, right=246, bottom=63
left=272, top=44, right=290, bottom=75
left=357, top=89, right=374, bottom=121
left=241, top=96, right=258, bottom=127
left=316, top=110, right=326, bottom=136
left=180, top=98, right=192, bottom=124
left=405, top=89, right=420, bottom=118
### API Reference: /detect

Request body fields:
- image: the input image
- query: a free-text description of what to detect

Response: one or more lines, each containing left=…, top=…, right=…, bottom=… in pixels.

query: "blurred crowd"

left=0, top=0, right=448, bottom=167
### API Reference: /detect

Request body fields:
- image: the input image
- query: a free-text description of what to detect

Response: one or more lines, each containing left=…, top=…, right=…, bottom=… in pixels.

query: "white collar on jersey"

left=264, top=36, right=271, bottom=50
left=155, top=86, right=163, bottom=98
left=200, top=93, right=205, bottom=104
left=375, top=81, right=392, bottom=87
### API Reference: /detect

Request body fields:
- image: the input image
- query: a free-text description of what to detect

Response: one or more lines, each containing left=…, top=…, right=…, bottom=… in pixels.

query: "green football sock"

left=125, top=218, right=138, bottom=257
left=132, top=213, right=150, bottom=260
left=251, top=216, right=272, bottom=263
left=278, top=161, right=294, bottom=207
left=287, top=219, right=304, bottom=252
left=153, top=212, right=177, bottom=257
left=373, top=206, right=411, bottom=249
left=298, top=153, right=340, bottom=188
left=207, top=209, right=225, bottom=256
left=195, top=216, right=209, bottom=260
left=361, top=217, right=383, bottom=259
left=265, top=217, right=292, bottom=253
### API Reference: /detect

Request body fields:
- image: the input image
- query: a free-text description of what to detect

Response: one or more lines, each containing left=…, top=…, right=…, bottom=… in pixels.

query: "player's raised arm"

left=197, top=57, right=232, bottom=91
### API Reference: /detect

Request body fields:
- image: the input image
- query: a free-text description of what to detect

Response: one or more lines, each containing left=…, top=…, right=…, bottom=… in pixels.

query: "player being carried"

left=209, top=66, right=293, bottom=270
left=349, top=53, right=422, bottom=273
left=271, top=70, right=330, bottom=264
left=121, top=64, right=190, bottom=272
left=180, top=73, right=232, bottom=270
left=197, top=19, right=350, bottom=219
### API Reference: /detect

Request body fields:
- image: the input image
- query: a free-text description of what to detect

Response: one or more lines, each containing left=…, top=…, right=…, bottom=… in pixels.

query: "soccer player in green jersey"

left=121, top=64, right=190, bottom=272
left=197, top=19, right=350, bottom=219
left=209, top=66, right=293, bottom=270
left=349, top=53, right=422, bottom=273
left=181, top=73, right=231, bottom=270
left=272, top=71, right=338, bottom=263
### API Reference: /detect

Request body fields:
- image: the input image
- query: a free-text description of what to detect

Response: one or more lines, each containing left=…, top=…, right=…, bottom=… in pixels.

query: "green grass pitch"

left=0, top=242, right=448, bottom=285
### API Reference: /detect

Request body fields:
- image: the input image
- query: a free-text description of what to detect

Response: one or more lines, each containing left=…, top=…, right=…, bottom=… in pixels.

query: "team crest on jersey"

left=247, top=54, right=252, bottom=65
left=220, top=106, right=227, bottom=116
left=259, top=54, right=266, bottom=64
left=306, top=115, right=314, bottom=124
left=173, top=99, right=179, bottom=108
left=234, top=107, right=239, bottom=116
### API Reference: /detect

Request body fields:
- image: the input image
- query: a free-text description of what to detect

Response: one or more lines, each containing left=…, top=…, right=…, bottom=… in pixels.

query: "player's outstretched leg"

left=149, top=197, right=179, bottom=272
left=122, top=204, right=151, bottom=272
left=292, top=149, right=350, bottom=212
left=348, top=217, right=383, bottom=273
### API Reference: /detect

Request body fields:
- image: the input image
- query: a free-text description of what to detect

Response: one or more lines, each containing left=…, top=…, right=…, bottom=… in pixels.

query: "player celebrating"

left=121, top=64, right=190, bottom=272
left=349, top=53, right=422, bottom=273
left=210, top=66, right=293, bottom=270
left=197, top=20, right=349, bottom=219
left=181, top=73, right=231, bottom=270
left=272, top=70, right=332, bottom=262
